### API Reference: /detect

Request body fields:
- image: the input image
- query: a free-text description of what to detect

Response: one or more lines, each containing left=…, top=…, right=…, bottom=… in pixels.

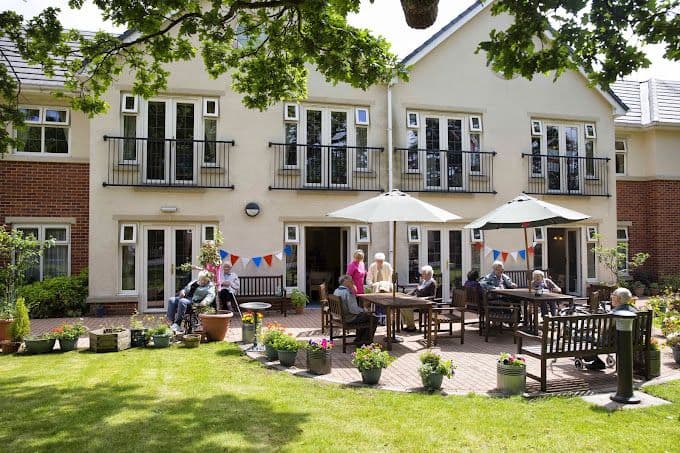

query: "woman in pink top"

left=346, top=249, right=367, bottom=295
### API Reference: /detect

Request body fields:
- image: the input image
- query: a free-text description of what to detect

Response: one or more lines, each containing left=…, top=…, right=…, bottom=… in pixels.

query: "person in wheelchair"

left=167, top=270, right=216, bottom=333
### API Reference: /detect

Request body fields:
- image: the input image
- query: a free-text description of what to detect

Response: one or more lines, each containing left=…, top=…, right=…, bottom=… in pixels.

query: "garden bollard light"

left=610, top=305, right=640, bottom=404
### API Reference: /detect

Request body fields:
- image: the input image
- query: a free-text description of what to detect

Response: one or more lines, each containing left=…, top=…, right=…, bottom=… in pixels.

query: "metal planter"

left=497, top=363, right=526, bottom=395
left=307, top=349, right=332, bottom=375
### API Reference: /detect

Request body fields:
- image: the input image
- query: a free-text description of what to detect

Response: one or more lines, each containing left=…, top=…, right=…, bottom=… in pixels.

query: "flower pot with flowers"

left=148, top=323, right=172, bottom=348
left=352, top=343, right=395, bottom=385
left=305, top=338, right=334, bottom=375
left=497, top=353, right=526, bottom=395
left=128, top=311, right=153, bottom=347
left=290, top=289, right=309, bottom=314
left=274, top=334, right=303, bottom=367
left=241, top=311, right=262, bottom=344
left=418, top=350, right=455, bottom=391
left=1, top=297, right=29, bottom=354
left=50, top=321, right=87, bottom=352
left=261, top=322, right=285, bottom=361
left=667, top=335, right=680, bottom=365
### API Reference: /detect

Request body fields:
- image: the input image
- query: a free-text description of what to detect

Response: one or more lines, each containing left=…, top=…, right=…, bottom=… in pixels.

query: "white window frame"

left=584, top=123, right=597, bottom=139
left=531, top=120, right=543, bottom=136
left=282, top=121, right=300, bottom=169
left=356, top=225, right=370, bottom=243
left=284, top=103, right=299, bottom=121
left=586, top=226, right=598, bottom=242
left=285, top=224, right=300, bottom=243
left=534, top=227, right=544, bottom=242
left=121, top=112, right=140, bottom=164
left=617, top=226, right=629, bottom=275
left=406, top=111, right=419, bottom=128
left=615, top=139, right=627, bottom=176
left=121, top=93, right=139, bottom=114
left=469, top=115, right=483, bottom=132
left=355, top=108, right=370, bottom=126
left=470, top=228, right=483, bottom=243
left=13, top=224, right=71, bottom=280
left=202, top=224, right=218, bottom=243
left=120, top=223, right=137, bottom=244
left=407, top=225, right=421, bottom=243
left=532, top=121, right=590, bottom=193
left=14, top=105, right=71, bottom=155
left=203, top=98, right=219, bottom=117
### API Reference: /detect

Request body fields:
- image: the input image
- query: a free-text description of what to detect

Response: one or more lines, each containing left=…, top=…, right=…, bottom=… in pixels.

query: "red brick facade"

left=617, top=179, right=680, bottom=280
left=0, top=160, right=89, bottom=274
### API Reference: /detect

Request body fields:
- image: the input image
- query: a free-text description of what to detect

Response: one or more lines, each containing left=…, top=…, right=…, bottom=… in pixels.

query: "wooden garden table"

left=489, top=289, right=574, bottom=335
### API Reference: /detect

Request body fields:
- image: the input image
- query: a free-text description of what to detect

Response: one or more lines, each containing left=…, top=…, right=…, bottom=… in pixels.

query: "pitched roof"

left=0, top=31, right=97, bottom=88
left=611, top=79, right=680, bottom=126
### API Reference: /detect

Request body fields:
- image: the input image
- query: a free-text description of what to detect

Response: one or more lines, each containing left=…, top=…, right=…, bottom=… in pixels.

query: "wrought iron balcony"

left=103, top=136, right=234, bottom=189
left=268, top=142, right=384, bottom=191
left=521, top=153, right=610, bottom=197
left=395, top=148, right=496, bottom=193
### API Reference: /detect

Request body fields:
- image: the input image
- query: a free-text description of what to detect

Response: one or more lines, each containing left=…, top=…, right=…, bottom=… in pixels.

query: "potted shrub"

left=274, top=334, right=302, bottom=367
left=290, top=289, right=309, bottom=315
left=261, top=322, right=285, bottom=361
left=148, top=324, right=172, bottom=348
left=351, top=343, right=395, bottom=385
left=305, top=338, right=334, bottom=375
left=496, top=352, right=527, bottom=395
left=1, top=297, right=29, bottom=354
left=418, top=350, right=455, bottom=391
left=241, top=311, right=261, bottom=344
left=668, top=335, right=680, bottom=365
left=199, top=307, right=234, bottom=342
left=50, top=321, right=87, bottom=352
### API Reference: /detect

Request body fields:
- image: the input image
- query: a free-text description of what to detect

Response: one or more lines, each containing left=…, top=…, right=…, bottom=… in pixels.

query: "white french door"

left=302, top=108, right=352, bottom=188
left=143, top=98, right=201, bottom=185
left=544, top=124, right=582, bottom=193
left=142, top=225, right=197, bottom=311
left=422, top=228, right=463, bottom=302
left=423, top=116, right=467, bottom=191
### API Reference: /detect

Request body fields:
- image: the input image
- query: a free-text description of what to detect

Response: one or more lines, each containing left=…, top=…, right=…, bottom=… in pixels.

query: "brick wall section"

left=0, top=161, right=89, bottom=274
left=88, top=302, right=137, bottom=316
left=617, top=180, right=680, bottom=280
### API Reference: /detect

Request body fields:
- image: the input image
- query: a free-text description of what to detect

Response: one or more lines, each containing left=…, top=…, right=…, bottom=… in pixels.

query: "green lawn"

left=1, top=343, right=678, bottom=452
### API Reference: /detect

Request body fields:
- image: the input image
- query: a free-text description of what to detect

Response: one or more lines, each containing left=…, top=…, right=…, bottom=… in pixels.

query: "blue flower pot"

left=360, top=367, right=382, bottom=385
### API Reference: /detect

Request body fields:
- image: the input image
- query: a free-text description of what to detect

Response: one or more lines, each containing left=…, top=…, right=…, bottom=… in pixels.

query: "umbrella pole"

left=392, top=220, right=397, bottom=298
left=524, top=227, right=531, bottom=285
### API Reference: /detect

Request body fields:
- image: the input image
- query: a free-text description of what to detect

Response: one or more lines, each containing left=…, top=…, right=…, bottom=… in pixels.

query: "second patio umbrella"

left=327, top=189, right=461, bottom=296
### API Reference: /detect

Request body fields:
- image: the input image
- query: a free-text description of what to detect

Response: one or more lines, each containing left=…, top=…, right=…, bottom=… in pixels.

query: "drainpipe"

left=387, top=82, right=394, bottom=265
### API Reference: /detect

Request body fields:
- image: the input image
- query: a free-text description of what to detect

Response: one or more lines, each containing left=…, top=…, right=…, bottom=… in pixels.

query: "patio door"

left=423, top=228, right=463, bottom=302
left=144, top=98, right=201, bottom=185
left=545, top=124, right=582, bottom=193
left=424, top=116, right=466, bottom=191
left=303, top=108, right=351, bottom=188
left=142, top=226, right=196, bottom=311
left=547, top=227, right=581, bottom=296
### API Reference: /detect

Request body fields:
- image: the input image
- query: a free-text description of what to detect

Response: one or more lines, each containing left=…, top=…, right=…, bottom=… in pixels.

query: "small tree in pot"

left=352, top=343, right=395, bottom=385
left=261, top=322, right=285, bottom=361
left=289, top=289, right=309, bottom=314
left=1, top=297, right=29, bottom=354
left=274, top=334, right=302, bottom=367
left=418, top=350, right=455, bottom=391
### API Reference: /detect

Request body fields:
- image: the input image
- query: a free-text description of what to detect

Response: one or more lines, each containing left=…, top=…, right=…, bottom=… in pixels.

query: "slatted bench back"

left=239, top=276, right=285, bottom=297
left=542, top=313, right=616, bottom=357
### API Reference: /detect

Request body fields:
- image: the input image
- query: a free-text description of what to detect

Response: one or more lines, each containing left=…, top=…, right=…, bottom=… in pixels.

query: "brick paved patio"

left=26, top=307, right=680, bottom=395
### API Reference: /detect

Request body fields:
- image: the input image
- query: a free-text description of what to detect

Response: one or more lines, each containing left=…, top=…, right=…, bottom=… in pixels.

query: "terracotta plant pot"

left=0, top=319, right=12, bottom=342
left=400, top=0, right=439, bottom=29
left=294, top=306, right=304, bottom=315
left=199, top=311, right=233, bottom=342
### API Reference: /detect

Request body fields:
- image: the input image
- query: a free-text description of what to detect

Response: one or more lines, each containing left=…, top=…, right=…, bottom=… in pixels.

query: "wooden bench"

left=238, top=276, right=290, bottom=316
left=516, top=310, right=652, bottom=391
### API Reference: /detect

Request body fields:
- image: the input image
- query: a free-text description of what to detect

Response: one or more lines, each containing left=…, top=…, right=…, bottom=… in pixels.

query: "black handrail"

left=521, top=153, right=610, bottom=196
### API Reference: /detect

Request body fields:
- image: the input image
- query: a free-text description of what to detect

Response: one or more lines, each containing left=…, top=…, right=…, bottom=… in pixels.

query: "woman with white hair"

left=167, top=270, right=216, bottom=333
left=531, top=269, right=561, bottom=316
left=366, top=252, right=393, bottom=293
left=402, top=265, right=437, bottom=331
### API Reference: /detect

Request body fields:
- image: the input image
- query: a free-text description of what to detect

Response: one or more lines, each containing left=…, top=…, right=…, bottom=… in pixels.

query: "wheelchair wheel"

left=574, top=358, right=583, bottom=370
left=605, top=355, right=616, bottom=368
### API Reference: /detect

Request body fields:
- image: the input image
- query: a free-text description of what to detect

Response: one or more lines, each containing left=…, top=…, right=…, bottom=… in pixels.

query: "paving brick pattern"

left=27, top=308, right=680, bottom=395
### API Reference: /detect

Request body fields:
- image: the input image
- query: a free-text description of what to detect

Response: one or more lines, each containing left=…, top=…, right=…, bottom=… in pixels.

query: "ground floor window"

left=408, top=244, right=419, bottom=283
left=617, top=227, right=629, bottom=274
left=586, top=242, right=596, bottom=279
left=286, top=244, right=298, bottom=287
left=121, top=244, right=136, bottom=291
left=470, top=244, right=480, bottom=275
left=14, top=225, right=70, bottom=282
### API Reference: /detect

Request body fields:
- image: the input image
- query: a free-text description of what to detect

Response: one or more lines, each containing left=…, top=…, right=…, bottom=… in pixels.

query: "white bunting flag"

left=510, top=251, right=518, bottom=262
left=242, top=257, right=251, bottom=267
left=484, top=246, right=493, bottom=257
left=275, top=252, right=283, bottom=261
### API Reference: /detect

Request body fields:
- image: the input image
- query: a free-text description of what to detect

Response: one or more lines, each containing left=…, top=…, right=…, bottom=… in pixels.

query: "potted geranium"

left=352, top=343, right=395, bottom=385
left=51, top=321, right=87, bottom=352
left=1, top=297, right=29, bottom=354
left=668, top=335, right=680, bottom=365
left=274, top=334, right=302, bottom=367
left=305, top=338, right=334, bottom=375
left=497, top=352, right=526, bottom=395
left=148, top=323, right=172, bottom=348
left=241, top=311, right=261, bottom=344
left=289, top=289, right=309, bottom=315
left=261, top=322, right=285, bottom=361
left=418, top=350, right=455, bottom=391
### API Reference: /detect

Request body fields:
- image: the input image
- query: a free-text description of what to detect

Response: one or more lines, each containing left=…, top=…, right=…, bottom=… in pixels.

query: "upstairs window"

left=16, top=106, right=70, bottom=154
left=615, top=139, right=627, bottom=176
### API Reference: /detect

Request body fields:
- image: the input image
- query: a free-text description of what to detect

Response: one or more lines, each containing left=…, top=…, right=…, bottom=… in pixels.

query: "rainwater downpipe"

left=387, top=82, right=394, bottom=264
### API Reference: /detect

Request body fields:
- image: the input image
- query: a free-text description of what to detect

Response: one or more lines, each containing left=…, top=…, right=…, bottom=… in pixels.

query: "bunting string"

left=481, top=242, right=537, bottom=263
left=213, top=245, right=292, bottom=269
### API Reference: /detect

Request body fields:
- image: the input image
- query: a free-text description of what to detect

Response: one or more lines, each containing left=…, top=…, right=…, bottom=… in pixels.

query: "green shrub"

left=18, top=270, right=88, bottom=318
left=660, top=275, right=680, bottom=292
left=10, top=297, right=30, bottom=341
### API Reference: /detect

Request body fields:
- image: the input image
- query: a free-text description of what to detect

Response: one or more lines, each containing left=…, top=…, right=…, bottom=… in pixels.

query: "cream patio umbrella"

left=327, top=189, right=461, bottom=296
left=464, top=194, right=590, bottom=281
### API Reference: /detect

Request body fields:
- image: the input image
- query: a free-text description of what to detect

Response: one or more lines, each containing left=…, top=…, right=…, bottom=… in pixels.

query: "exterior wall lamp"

left=245, top=202, right=260, bottom=217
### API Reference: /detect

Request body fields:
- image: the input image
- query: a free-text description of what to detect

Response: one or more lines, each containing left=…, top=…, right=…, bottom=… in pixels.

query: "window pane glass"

left=330, top=111, right=348, bottom=185
left=306, top=110, right=322, bottom=184
left=617, top=242, right=629, bottom=272
left=45, top=228, right=66, bottom=242
left=615, top=140, right=626, bottom=151
left=616, top=228, right=627, bottom=240
left=285, top=244, right=298, bottom=287
left=425, top=118, right=441, bottom=186
left=44, top=127, right=69, bottom=153
left=427, top=230, right=441, bottom=277
left=284, top=123, right=298, bottom=166
left=175, top=103, right=195, bottom=181
left=204, top=226, right=215, bottom=241
left=615, top=153, right=625, bottom=174
left=470, top=244, right=480, bottom=274
left=357, top=109, right=368, bottom=124
left=585, top=140, right=595, bottom=176
left=16, top=228, right=40, bottom=282
left=17, top=126, right=42, bottom=152
left=121, top=245, right=136, bottom=291
left=447, top=119, right=463, bottom=188
left=204, top=118, right=217, bottom=164
left=356, top=126, right=368, bottom=169
left=125, top=96, right=136, bottom=111
left=587, top=242, right=596, bottom=279
left=147, top=101, right=166, bottom=181
left=565, top=126, right=579, bottom=191
left=44, top=244, right=68, bottom=278
left=531, top=136, right=542, bottom=174
left=45, top=109, right=67, bottom=123
left=533, top=243, right=543, bottom=269
left=20, top=108, right=41, bottom=122
left=546, top=126, right=560, bottom=190
left=123, top=115, right=137, bottom=161
left=407, top=129, right=419, bottom=170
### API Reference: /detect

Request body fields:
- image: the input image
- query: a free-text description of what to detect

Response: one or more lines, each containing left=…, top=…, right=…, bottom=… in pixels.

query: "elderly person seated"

left=366, top=252, right=393, bottom=293
left=531, top=269, right=561, bottom=316
left=167, top=270, right=216, bottom=332
left=402, top=265, right=437, bottom=332
left=218, top=262, right=240, bottom=312
left=333, top=275, right=378, bottom=345
left=480, top=260, right=517, bottom=290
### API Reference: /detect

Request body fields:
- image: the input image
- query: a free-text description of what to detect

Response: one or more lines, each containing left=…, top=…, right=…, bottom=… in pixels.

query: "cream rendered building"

left=83, top=0, right=627, bottom=313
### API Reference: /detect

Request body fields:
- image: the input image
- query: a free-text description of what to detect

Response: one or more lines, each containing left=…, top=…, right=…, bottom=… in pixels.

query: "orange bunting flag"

left=527, top=246, right=534, bottom=255
left=501, top=251, right=509, bottom=262
left=230, top=254, right=240, bottom=265
left=263, top=254, right=273, bottom=266
left=474, top=242, right=484, bottom=250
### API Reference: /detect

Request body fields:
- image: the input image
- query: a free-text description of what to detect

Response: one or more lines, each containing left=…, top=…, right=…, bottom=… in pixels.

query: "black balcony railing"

left=268, top=142, right=384, bottom=191
left=103, top=136, right=234, bottom=188
left=395, top=148, right=496, bottom=193
left=521, top=153, right=610, bottom=196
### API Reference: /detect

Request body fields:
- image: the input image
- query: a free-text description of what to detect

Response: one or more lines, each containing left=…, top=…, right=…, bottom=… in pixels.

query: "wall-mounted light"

left=160, top=206, right=177, bottom=213
left=244, top=202, right=260, bottom=217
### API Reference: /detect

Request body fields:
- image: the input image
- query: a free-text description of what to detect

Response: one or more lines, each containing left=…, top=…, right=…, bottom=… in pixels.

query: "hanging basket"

left=400, top=0, right=439, bottom=29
